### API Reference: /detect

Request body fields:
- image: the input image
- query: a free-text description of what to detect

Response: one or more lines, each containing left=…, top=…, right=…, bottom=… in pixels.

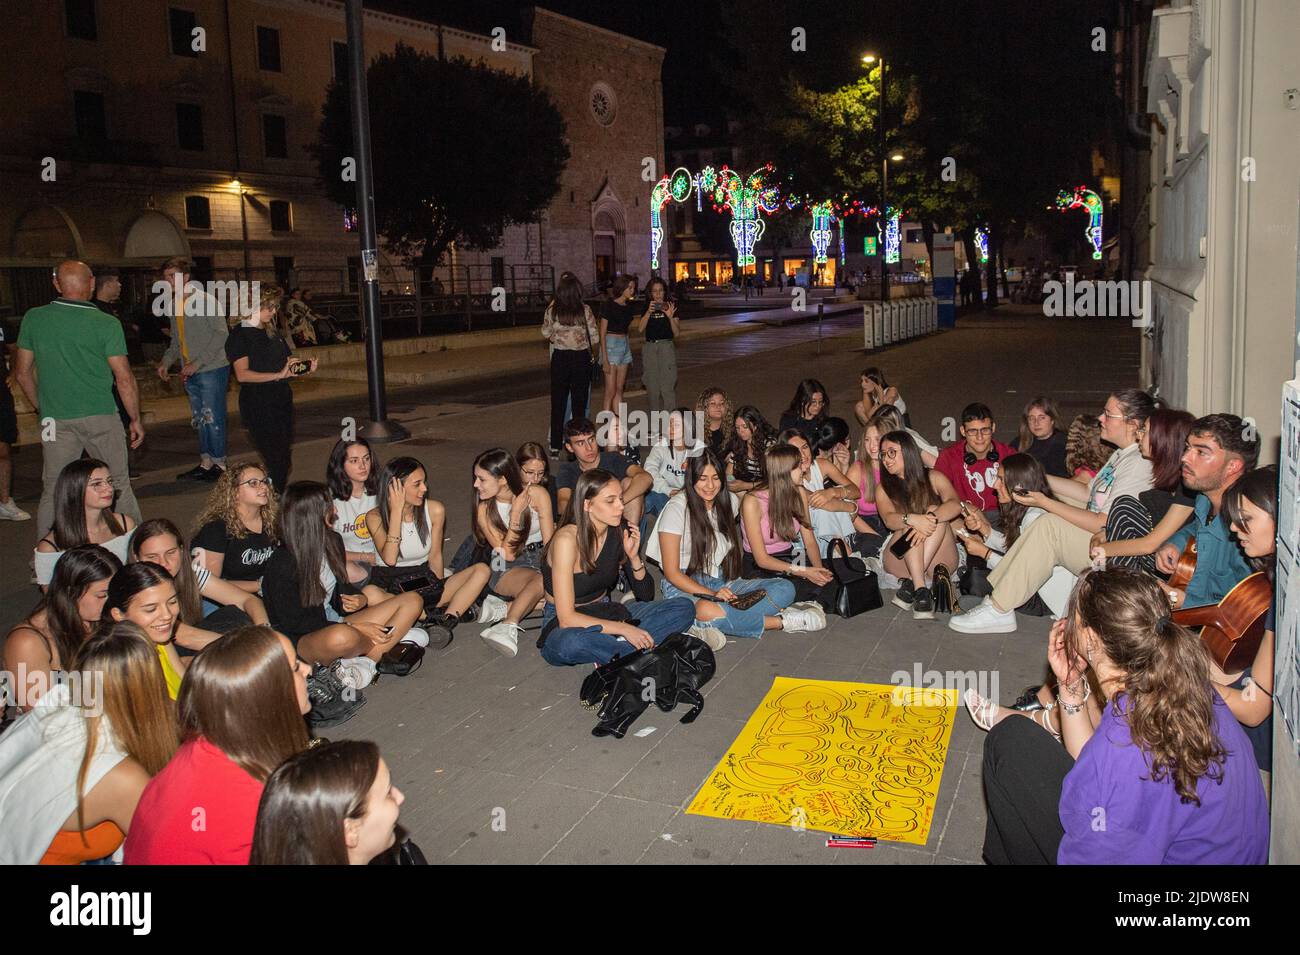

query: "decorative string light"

left=1055, top=186, right=1104, bottom=260
left=974, top=226, right=989, bottom=264
left=883, top=208, right=901, bottom=264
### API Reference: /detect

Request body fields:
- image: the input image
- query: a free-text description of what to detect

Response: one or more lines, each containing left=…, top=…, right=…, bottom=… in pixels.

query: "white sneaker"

left=476, top=594, right=509, bottom=625
left=687, top=623, right=728, bottom=651
left=480, top=620, right=520, bottom=657
left=780, top=606, right=827, bottom=632
left=948, top=598, right=1017, bottom=634
left=336, top=656, right=377, bottom=690
left=789, top=601, right=828, bottom=628
left=0, top=500, right=31, bottom=521
left=401, top=626, right=430, bottom=648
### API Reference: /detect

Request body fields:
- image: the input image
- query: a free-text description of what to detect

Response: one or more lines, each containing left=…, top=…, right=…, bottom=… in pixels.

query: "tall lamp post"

left=345, top=0, right=407, bottom=441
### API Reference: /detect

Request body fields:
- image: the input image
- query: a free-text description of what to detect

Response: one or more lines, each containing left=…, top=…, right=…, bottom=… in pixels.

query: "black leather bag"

left=933, top=564, right=963, bottom=615
left=816, top=538, right=883, bottom=618
left=579, top=633, right=716, bottom=739
left=371, top=565, right=447, bottom=618
left=960, top=553, right=994, bottom=597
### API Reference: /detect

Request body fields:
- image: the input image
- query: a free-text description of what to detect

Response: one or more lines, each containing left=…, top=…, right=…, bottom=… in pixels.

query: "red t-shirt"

left=934, top=440, right=1018, bottom=512
left=123, top=737, right=264, bottom=865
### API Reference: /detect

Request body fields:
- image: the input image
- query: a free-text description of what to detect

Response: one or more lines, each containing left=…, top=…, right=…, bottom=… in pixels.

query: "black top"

left=778, top=411, right=822, bottom=446
left=556, top=452, right=631, bottom=491
left=193, top=519, right=278, bottom=582
left=644, top=307, right=674, bottom=342
left=261, top=548, right=362, bottom=640
left=226, top=324, right=292, bottom=400
left=603, top=300, right=636, bottom=336
left=1026, top=431, right=1069, bottom=479
left=705, top=426, right=727, bottom=456
left=542, top=524, right=654, bottom=605
left=1138, top=485, right=1195, bottom=526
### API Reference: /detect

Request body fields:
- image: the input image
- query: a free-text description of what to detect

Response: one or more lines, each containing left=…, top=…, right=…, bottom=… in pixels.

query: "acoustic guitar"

left=1163, top=536, right=1198, bottom=607
left=1163, top=536, right=1271, bottom=671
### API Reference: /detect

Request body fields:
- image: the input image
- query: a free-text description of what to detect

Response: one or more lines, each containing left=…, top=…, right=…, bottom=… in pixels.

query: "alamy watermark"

left=595, top=403, right=707, bottom=451
left=1042, top=273, right=1151, bottom=327
left=151, top=276, right=261, bottom=319
left=889, top=662, right=1000, bottom=708
left=1, top=666, right=105, bottom=716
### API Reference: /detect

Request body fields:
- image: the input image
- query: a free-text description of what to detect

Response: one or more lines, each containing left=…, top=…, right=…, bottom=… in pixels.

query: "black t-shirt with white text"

left=193, top=519, right=278, bottom=581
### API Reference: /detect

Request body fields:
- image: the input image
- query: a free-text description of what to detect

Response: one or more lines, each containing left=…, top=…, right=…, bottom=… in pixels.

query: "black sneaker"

left=424, top=612, right=457, bottom=649
left=198, top=466, right=225, bottom=482
left=176, top=464, right=208, bottom=481
left=891, top=579, right=916, bottom=610
left=911, top=585, right=935, bottom=620
left=306, top=662, right=367, bottom=728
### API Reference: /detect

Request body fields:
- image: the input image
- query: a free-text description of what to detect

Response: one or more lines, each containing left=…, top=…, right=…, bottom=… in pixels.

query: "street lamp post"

left=878, top=57, right=889, bottom=304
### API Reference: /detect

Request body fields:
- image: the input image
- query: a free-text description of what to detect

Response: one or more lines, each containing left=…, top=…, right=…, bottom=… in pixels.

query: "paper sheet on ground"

left=688, top=677, right=957, bottom=845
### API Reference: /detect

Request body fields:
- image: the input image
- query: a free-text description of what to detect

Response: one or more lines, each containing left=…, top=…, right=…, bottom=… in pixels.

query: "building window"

left=269, top=200, right=292, bottom=232
left=65, top=0, right=97, bottom=40
left=73, top=90, right=107, bottom=140
left=490, top=257, right=505, bottom=288
left=184, top=195, right=211, bottom=230
left=906, top=228, right=923, bottom=244
left=332, top=40, right=349, bottom=83
left=191, top=256, right=214, bottom=281
left=169, top=7, right=199, bottom=57
left=176, top=103, right=204, bottom=151
left=262, top=114, right=287, bottom=158
left=589, top=82, right=617, bottom=127
left=273, top=256, right=294, bottom=287
left=256, top=26, right=282, bottom=72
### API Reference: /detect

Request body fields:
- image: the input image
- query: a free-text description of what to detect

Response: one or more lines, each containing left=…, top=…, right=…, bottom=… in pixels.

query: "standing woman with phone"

left=226, top=285, right=315, bottom=492
left=637, top=276, right=679, bottom=423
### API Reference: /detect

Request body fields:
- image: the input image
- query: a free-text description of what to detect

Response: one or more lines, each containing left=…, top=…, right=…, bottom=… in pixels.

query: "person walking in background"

left=637, top=276, right=679, bottom=426
left=156, top=257, right=230, bottom=483
left=226, top=285, right=313, bottom=492
left=13, top=260, right=143, bottom=538
left=542, top=272, right=599, bottom=457
left=0, top=314, right=30, bottom=520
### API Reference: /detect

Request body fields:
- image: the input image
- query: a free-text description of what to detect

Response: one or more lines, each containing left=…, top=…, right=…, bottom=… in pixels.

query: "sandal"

left=1034, top=704, right=1061, bottom=741
left=963, top=688, right=1000, bottom=732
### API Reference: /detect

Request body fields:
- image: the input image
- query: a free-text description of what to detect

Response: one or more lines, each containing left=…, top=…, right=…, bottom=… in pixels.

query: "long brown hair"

left=279, top=482, right=349, bottom=607
left=50, top=458, right=125, bottom=550
left=549, top=468, right=622, bottom=574
left=1144, top=408, right=1195, bottom=492
left=192, top=461, right=279, bottom=541
left=131, top=519, right=202, bottom=625
left=878, top=430, right=938, bottom=514
left=1064, top=414, right=1109, bottom=476
left=754, top=444, right=808, bottom=542
left=24, top=544, right=121, bottom=671
left=472, top=448, right=531, bottom=550
left=997, top=453, right=1055, bottom=548
left=549, top=271, right=586, bottom=325
left=1064, top=570, right=1227, bottom=805
left=1222, top=465, right=1278, bottom=583
left=696, top=387, right=733, bottom=446
left=177, top=625, right=309, bottom=781
left=72, top=623, right=179, bottom=838
left=250, top=740, right=382, bottom=865
left=680, top=449, right=742, bottom=579
left=1017, top=396, right=1062, bottom=451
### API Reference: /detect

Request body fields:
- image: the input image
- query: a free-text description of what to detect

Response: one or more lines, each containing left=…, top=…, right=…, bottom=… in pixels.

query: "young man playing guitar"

left=1153, top=414, right=1258, bottom=609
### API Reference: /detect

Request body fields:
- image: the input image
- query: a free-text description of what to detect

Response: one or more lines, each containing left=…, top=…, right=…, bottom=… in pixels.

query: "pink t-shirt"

left=741, top=490, right=802, bottom=554
left=123, top=737, right=264, bottom=865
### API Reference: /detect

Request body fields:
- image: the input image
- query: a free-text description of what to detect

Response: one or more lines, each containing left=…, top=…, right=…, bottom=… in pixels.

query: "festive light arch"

left=1055, top=186, right=1104, bottom=261
left=974, top=226, right=989, bottom=264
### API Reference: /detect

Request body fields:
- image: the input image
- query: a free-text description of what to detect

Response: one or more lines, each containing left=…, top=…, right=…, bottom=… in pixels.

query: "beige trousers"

left=988, top=512, right=1092, bottom=611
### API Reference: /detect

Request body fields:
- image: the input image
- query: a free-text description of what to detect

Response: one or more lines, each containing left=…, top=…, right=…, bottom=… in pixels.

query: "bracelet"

left=1057, top=679, right=1091, bottom=715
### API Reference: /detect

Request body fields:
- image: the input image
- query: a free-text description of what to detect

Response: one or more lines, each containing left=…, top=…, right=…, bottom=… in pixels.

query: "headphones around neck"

left=964, top=447, right=1000, bottom=468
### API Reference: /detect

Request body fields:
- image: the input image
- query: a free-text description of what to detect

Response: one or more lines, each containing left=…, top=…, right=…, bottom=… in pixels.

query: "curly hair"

left=1064, top=569, right=1227, bottom=806
left=695, top=386, right=733, bottom=447
left=1064, top=414, right=1109, bottom=477
left=192, top=461, right=280, bottom=541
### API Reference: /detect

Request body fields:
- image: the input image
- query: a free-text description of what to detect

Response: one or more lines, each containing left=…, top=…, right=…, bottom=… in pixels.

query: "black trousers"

left=741, top=550, right=823, bottom=602
left=241, top=388, right=294, bottom=492
left=981, top=716, right=1074, bottom=865
left=550, top=349, right=592, bottom=449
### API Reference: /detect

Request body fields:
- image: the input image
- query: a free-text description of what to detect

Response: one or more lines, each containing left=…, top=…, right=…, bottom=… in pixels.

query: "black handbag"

left=960, top=553, right=994, bottom=597
left=579, top=633, right=716, bottom=739
left=816, top=538, right=883, bottom=618
left=371, top=565, right=447, bottom=618
left=932, top=563, right=963, bottom=615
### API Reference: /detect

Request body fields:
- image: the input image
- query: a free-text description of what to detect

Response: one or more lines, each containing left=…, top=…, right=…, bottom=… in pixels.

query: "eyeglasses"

left=881, top=448, right=901, bottom=460
left=239, top=477, right=271, bottom=488
left=87, top=479, right=116, bottom=491
left=521, top=468, right=547, bottom=479
left=964, top=427, right=993, bottom=437
left=1100, top=408, right=1126, bottom=419
left=1135, top=426, right=1148, bottom=436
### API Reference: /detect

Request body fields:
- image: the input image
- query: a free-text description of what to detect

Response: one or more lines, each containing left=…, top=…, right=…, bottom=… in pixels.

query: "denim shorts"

left=605, top=334, right=632, bottom=366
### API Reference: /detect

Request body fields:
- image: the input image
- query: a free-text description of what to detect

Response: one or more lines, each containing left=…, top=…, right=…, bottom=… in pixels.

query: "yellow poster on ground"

left=687, top=677, right=958, bottom=846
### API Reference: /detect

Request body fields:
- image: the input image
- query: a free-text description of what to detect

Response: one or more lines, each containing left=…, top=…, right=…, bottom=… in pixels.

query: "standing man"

left=0, top=314, right=31, bottom=520
left=13, top=259, right=143, bottom=537
left=156, top=257, right=229, bottom=481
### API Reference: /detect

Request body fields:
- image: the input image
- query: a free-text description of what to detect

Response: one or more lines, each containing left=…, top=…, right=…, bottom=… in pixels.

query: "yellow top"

left=156, top=643, right=183, bottom=700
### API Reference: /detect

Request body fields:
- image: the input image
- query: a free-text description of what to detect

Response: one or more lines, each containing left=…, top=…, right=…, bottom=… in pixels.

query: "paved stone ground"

left=0, top=304, right=1140, bottom=864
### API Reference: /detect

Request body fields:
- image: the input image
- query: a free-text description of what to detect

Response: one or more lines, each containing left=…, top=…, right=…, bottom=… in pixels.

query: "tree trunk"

left=960, top=229, right=979, bottom=281
left=921, top=220, right=936, bottom=282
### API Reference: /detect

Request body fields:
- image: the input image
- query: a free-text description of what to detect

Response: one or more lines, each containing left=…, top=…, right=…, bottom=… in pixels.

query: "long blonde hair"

left=192, top=461, right=280, bottom=540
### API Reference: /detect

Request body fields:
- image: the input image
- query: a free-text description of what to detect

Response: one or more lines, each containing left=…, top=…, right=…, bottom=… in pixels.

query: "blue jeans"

left=660, top=574, right=796, bottom=638
left=538, top=597, right=695, bottom=666
left=640, top=490, right=671, bottom=539
left=185, top=366, right=229, bottom=460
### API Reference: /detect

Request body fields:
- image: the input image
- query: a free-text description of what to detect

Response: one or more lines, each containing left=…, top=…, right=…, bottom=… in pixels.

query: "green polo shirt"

left=16, top=298, right=127, bottom=420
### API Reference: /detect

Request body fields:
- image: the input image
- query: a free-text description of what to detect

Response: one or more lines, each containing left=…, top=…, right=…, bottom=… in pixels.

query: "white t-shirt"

left=1085, top=443, right=1153, bottom=514
left=334, top=494, right=378, bottom=556
left=648, top=492, right=739, bottom=579
left=643, top=440, right=703, bottom=496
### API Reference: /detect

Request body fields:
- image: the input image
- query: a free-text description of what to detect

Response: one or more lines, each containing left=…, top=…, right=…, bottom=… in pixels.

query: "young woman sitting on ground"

left=875, top=430, right=961, bottom=620
left=696, top=387, right=733, bottom=457
left=853, top=366, right=907, bottom=427
left=870, top=404, right=939, bottom=467
left=725, top=405, right=775, bottom=496
left=1017, top=396, right=1069, bottom=479
left=777, top=378, right=829, bottom=446
left=517, top=441, right=560, bottom=520
left=264, top=482, right=427, bottom=680
left=643, top=407, right=704, bottom=520
left=739, top=444, right=835, bottom=604
left=35, top=459, right=137, bottom=588
left=4, top=545, right=120, bottom=713
left=777, top=426, right=859, bottom=559
left=472, top=448, right=554, bottom=657
left=130, top=518, right=268, bottom=654
left=1088, top=408, right=1195, bottom=573
left=251, top=739, right=404, bottom=866
left=537, top=469, right=695, bottom=667
left=0, top=624, right=177, bottom=864
left=651, top=449, right=823, bottom=647
left=975, top=569, right=1269, bottom=865
left=103, top=561, right=189, bottom=700
left=191, top=461, right=280, bottom=598
left=365, top=456, right=492, bottom=648
left=124, top=625, right=312, bottom=865
left=327, top=438, right=382, bottom=585
left=848, top=416, right=887, bottom=557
